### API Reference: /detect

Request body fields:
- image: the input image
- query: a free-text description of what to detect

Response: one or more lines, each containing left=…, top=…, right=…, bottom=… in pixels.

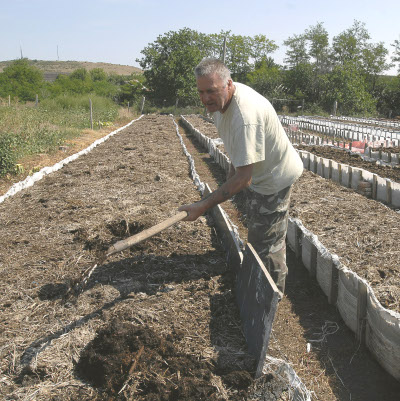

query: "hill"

left=0, top=59, right=142, bottom=81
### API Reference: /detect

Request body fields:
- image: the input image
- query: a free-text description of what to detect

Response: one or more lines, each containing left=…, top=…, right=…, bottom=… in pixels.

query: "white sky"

left=1, top=0, right=399, bottom=74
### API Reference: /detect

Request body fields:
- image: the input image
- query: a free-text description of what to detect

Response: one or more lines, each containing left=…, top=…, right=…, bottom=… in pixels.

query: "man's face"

left=196, top=73, right=233, bottom=113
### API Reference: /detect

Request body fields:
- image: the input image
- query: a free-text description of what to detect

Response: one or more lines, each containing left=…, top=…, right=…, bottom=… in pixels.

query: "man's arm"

left=178, top=164, right=253, bottom=221
left=226, top=162, right=235, bottom=180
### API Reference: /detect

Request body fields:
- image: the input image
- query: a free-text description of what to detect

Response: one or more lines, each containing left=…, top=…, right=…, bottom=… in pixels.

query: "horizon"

left=1, top=0, right=399, bottom=76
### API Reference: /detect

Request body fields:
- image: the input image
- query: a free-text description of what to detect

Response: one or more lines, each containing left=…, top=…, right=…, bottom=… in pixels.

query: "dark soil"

left=77, top=322, right=224, bottom=400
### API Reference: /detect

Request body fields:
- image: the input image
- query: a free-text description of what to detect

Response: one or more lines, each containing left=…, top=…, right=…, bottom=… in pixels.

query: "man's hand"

left=178, top=201, right=207, bottom=221
left=179, top=164, right=253, bottom=222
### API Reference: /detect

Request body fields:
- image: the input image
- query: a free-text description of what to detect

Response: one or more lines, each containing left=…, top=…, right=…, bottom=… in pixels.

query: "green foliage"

left=323, top=62, right=376, bottom=115
left=374, top=75, right=400, bottom=117
left=391, top=37, right=400, bottom=74
left=0, top=96, right=119, bottom=176
left=247, top=59, right=283, bottom=98
left=137, top=28, right=279, bottom=105
left=90, top=68, right=107, bottom=82
left=0, top=59, right=44, bottom=101
left=138, top=28, right=207, bottom=107
left=283, top=34, right=310, bottom=68
left=305, top=22, right=330, bottom=67
left=283, top=63, right=314, bottom=102
left=47, top=68, right=118, bottom=99
left=40, top=94, right=118, bottom=121
left=118, top=73, right=147, bottom=106
left=0, top=133, right=19, bottom=176
left=280, top=21, right=396, bottom=116
left=331, top=20, right=370, bottom=65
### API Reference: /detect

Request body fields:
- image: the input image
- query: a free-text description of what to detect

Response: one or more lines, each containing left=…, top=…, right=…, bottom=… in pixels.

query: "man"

left=179, top=58, right=303, bottom=295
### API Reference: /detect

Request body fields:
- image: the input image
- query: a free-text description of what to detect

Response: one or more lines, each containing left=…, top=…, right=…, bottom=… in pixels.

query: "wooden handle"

left=106, top=211, right=188, bottom=256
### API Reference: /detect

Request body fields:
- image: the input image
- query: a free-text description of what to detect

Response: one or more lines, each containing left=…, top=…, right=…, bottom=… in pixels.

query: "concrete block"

left=340, top=164, right=351, bottom=188
left=316, top=248, right=339, bottom=305
left=351, top=167, right=363, bottom=190
left=331, top=161, right=340, bottom=183
left=376, top=176, right=388, bottom=203
left=391, top=181, right=400, bottom=208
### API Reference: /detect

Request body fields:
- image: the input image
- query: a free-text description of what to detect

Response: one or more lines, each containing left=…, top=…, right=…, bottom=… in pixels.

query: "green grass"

left=0, top=94, right=119, bottom=176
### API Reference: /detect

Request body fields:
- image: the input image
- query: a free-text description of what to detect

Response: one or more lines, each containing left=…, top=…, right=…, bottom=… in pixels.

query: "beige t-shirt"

left=212, top=82, right=303, bottom=195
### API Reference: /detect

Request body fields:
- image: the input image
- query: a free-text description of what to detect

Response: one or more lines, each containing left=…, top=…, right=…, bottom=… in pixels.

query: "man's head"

left=194, top=58, right=234, bottom=113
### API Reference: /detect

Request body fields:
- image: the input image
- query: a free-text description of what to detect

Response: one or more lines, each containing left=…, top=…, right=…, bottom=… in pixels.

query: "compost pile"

left=0, top=115, right=290, bottom=400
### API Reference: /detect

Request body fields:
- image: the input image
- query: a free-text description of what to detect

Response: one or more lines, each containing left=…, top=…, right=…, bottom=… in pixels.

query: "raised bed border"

left=295, top=149, right=400, bottom=209
left=280, top=115, right=400, bottom=144
left=283, top=126, right=400, bottom=167
left=181, top=114, right=400, bottom=382
left=179, top=116, right=312, bottom=398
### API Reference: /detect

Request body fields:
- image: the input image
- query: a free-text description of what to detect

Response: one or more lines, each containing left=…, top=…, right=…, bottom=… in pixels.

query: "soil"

left=0, top=115, right=289, bottom=401
left=1, top=114, right=399, bottom=401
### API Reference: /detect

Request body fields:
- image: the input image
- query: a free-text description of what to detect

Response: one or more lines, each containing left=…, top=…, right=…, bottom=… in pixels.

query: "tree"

left=118, top=73, right=147, bottom=106
left=137, top=28, right=279, bottom=105
left=247, top=58, right=283, bottom=98
left=323, top=62, right=376, bottom=115
left=283, top=34, right=310, bottom=68
left=374, top=75, right=400, bottom=117
left=362, top=42, right=392, bottom=91
left=305, top=22, right=330, bottom=69
left=392, top=37, right=400, bottom=74
left=331, top=20, right=370, bottom=66
left=283, top=62, right=314, bottom=102
left=137, top=28, right=209, bottom=106
left=0, top=59, right=44, bottom=101
left=250, top=35, right=279, bottom=65
left=224, top=34, right=253, bottom=82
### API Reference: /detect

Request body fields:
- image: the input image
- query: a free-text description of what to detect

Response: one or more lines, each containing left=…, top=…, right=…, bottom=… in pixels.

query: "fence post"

left=127, top=101, right=130, bottom=113
left=175, top=98, right=179, bottom=115
left=8, top=95, right=10, bottom=107
left=140, top=96, right=145, bottom=114
left=35, top=94, right=38, bottom=108
left=89, top=98, right=93, bottom=129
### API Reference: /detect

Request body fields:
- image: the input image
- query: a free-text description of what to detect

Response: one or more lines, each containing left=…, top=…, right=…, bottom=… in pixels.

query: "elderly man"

left=179, top=58, right=303, bottom=295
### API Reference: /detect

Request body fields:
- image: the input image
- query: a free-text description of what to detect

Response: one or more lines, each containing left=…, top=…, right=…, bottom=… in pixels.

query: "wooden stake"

left=89, top=98, right=93, bottom=129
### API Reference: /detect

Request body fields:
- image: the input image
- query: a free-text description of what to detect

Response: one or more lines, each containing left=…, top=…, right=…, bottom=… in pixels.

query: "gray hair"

left=194, top=58, right=231, bottom=85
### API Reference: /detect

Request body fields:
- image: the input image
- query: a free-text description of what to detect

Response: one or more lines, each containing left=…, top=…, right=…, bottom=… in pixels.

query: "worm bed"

left=181, top=114, right=400, bottom=394
left=182, top=115, right=400, bottom=313
left=0, top=115, right=293, bottom=400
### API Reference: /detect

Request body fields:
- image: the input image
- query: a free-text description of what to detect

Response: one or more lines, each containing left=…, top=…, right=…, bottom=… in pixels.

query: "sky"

left=1, top=0, right=399, bottom=75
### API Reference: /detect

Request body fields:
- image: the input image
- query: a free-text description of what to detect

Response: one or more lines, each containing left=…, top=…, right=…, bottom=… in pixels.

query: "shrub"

left=0, top=133, right=19, bottom=176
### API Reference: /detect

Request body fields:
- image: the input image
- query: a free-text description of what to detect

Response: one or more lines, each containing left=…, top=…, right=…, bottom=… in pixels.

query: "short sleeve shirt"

left=212, top=83, right=303, bottom=195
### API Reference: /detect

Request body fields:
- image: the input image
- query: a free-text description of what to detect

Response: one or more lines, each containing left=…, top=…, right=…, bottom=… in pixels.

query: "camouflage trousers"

left=245, top=185, right=292, bottom=295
